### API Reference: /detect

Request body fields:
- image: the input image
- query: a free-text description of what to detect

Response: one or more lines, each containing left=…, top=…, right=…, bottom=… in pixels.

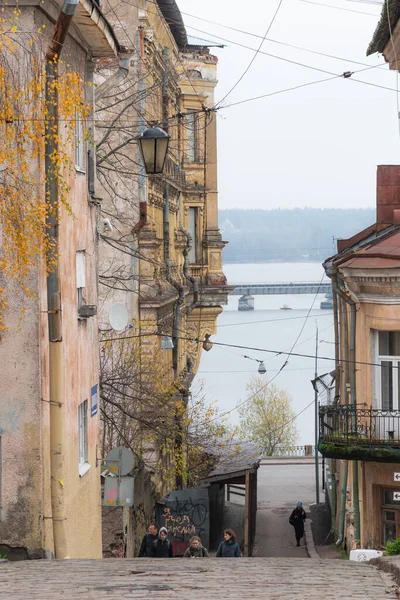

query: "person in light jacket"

left=183, top=536, right=209, bottom=558
left=150, top=527, right=174, bottom=558
left=216, top=529, right=241, bottom=557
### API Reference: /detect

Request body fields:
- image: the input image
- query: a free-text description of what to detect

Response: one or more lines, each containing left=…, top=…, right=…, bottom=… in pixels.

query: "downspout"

left=45, top=0, right=79, bottom=559
left=164, top=184, right=184, bottom=379
left=131, top=28, right=147, bottom=325
left=330, top=280, right=339, bottom=529
left=332, top=272, right=361, bottom=547
left=336, top=461, right=348, bottom=547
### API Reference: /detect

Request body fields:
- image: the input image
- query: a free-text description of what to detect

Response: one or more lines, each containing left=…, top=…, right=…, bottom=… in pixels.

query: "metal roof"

left=156, top=0, right=188, bottom=48
left=199, top=440, right=262, bottom=484
left=367, top=0, right=400, bottom=56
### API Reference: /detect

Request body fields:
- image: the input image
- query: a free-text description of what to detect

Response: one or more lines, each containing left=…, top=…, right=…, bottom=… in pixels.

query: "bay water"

left=194, top=262, right=335, bottom=446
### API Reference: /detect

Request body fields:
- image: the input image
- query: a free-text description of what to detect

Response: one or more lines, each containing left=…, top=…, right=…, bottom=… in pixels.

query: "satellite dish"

left=108, top=303, right=129, bottom=332
left=105, top=447, right=135, bottom=476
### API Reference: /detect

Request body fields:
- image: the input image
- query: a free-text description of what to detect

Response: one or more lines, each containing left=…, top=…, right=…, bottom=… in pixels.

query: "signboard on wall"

left=91, top=384, right=98, bottom=417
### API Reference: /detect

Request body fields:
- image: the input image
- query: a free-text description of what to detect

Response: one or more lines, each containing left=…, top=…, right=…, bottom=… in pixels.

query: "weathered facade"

left=0, top=0, right=119, bottom=558
left=320, top=165, right=400, bottom=549
left=98, top=0, right=229, bottom=502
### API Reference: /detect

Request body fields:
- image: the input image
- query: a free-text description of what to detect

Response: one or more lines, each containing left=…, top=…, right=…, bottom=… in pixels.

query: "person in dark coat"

left=183, top=536, right=209, bottom=558
left=138, top=524, right=159, bottom=557
left=150, top=527, right=174, bottom=558
left=289, top=501, right=306, bottom=546
left=216, top=529, right=241, bottom=557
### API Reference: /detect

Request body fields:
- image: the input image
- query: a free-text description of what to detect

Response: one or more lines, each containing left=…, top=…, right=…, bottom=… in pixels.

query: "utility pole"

left=314, top=320, right=320, bottom=504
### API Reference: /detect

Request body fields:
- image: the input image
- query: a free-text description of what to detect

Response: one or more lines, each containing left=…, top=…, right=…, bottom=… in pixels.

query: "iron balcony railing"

left=319, top=405, right=400, bottom=446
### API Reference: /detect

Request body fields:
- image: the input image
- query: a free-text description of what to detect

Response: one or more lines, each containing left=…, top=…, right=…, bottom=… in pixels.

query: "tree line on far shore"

left=220, top=207, right=375, bottom=264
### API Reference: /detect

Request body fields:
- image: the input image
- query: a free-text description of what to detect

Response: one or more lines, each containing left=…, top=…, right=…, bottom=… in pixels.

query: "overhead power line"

left=216, top=0, right=284, bottom=107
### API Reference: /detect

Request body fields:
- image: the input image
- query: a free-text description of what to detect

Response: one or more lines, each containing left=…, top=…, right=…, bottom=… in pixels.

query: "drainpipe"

left=45, top=0, right=79, bottom=559
left=332, top=273, right=361, bottom=547
left=131, top=28, right=147, bottom=324
left=336, top=460, right=348, bottom=547
left=163, top=185, right=184, bottom=379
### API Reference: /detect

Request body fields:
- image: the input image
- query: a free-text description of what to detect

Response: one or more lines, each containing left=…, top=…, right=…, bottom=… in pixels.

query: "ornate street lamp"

left=138, top=127, right=170, bottom=174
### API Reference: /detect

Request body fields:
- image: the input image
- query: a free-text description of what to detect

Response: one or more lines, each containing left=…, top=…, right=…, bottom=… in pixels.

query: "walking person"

left=216, top=529, right=241, bottom=557
left=138, top=524, right=159, bottom=557
left=150, top=527, right=174, bottom=558
left=289, top=501, right=306, bottom=547
left=183, top=536, right=209, bottom=558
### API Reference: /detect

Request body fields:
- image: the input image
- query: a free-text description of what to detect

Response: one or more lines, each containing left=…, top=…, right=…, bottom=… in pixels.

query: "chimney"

left=377, top=165, right=400, bottom=224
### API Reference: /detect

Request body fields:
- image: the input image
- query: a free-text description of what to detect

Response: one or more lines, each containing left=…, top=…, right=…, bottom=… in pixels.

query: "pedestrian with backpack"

left=150, top=527, right=174, bottom=558
left=183, top=536, right=209, bottom=558
left=216, top=529, right=241, bottom=557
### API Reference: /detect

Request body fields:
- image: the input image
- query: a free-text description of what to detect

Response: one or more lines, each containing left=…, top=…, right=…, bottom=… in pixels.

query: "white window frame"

left=76, top=250, right=86, bottom=309
left=75, top=113, right=85, bottom=172
left=78, top=400, right=90, bottom=477
left=373, top=330, right=400, bottom=411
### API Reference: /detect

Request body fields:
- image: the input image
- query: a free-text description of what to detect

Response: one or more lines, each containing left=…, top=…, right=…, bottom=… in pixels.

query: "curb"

left=370, top=556, right=400, bottom=586
left=304, top=508, right=319, bottom=559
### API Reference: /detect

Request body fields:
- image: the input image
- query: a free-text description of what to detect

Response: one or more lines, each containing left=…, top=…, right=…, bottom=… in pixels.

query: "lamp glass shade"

left=258, top=361, right=266, bottom=375
left=161, top=335, right=174, bottom=350
left=139, top=127, right=170, bottom=174
left=202, top=335, right=213, bottom=352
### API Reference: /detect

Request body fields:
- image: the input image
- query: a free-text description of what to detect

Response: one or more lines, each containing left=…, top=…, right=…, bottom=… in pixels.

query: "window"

left=382, top=488, right=400, bottom=544
left=75, top=113, right=85, bottom=172
left=186, top=110, right=198, bottom=163
left=76, top=251, right=86, bottom=309
left=78, top=400, right=89, bottom=476
left=187, top=207, right=198, bottom=264
left=375, top=331, right=400, bottom=411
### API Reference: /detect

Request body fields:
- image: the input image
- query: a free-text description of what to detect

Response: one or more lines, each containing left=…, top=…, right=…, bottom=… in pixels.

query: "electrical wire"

left=216, top=0, right=284, bottom=107
left=297, top=0, right=379, bottom=15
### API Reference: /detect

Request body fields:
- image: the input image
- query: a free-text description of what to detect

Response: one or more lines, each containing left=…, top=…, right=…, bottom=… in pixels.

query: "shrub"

left=384, top=538, right=400, bottom=556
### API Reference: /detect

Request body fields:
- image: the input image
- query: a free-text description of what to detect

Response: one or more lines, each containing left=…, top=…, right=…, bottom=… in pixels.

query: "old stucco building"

left=321, top=166, right=400, bottom=549
left=0, top=0, right=120, bottom=558
left=98, top=0, right=229, bottom=493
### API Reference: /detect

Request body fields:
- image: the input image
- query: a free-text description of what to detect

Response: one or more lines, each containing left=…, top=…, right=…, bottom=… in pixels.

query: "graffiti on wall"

left=157, top=488, right=209, bottom=555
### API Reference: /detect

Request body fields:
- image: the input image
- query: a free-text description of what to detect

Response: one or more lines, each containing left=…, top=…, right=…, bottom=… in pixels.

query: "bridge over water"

left=230, top=281, right=331, bottom=295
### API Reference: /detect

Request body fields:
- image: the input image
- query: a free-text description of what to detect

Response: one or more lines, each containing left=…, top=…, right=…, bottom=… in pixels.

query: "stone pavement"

left=0, top=557, right=397, bottom=599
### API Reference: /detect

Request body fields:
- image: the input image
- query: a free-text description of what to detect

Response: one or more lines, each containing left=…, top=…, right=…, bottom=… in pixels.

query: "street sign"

left=393, top=492, right=400, bottom=501
left=394, top=473, right=400, bottom=482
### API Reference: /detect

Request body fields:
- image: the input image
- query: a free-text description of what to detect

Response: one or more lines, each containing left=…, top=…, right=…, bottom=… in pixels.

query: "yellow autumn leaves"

left=0, top=15, right=90, bottom=329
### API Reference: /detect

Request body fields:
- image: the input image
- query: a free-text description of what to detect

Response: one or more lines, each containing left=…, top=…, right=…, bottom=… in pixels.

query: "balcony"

left=319, top=405, right=400, bottom=462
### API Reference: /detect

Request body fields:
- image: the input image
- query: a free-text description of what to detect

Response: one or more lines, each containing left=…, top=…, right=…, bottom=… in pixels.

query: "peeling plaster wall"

left=0, top=6, right=103, bottom=558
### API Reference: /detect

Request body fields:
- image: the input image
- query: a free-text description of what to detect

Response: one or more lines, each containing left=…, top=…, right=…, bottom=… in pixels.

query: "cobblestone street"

left=0, top=557, right=397, bottom=599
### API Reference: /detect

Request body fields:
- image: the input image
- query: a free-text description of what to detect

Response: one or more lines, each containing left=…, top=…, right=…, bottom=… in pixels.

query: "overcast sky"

left=178, top=0, right=399, bottom=210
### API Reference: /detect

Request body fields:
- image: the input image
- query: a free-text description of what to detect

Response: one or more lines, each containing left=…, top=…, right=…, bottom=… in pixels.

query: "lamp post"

left=138, top=127, right=170, bottom=174
left=314, top=321, right=320, bottom=504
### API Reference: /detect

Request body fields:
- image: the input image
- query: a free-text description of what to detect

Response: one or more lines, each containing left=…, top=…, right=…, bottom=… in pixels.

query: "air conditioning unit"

left=78, top=305, right=97, bottom=319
